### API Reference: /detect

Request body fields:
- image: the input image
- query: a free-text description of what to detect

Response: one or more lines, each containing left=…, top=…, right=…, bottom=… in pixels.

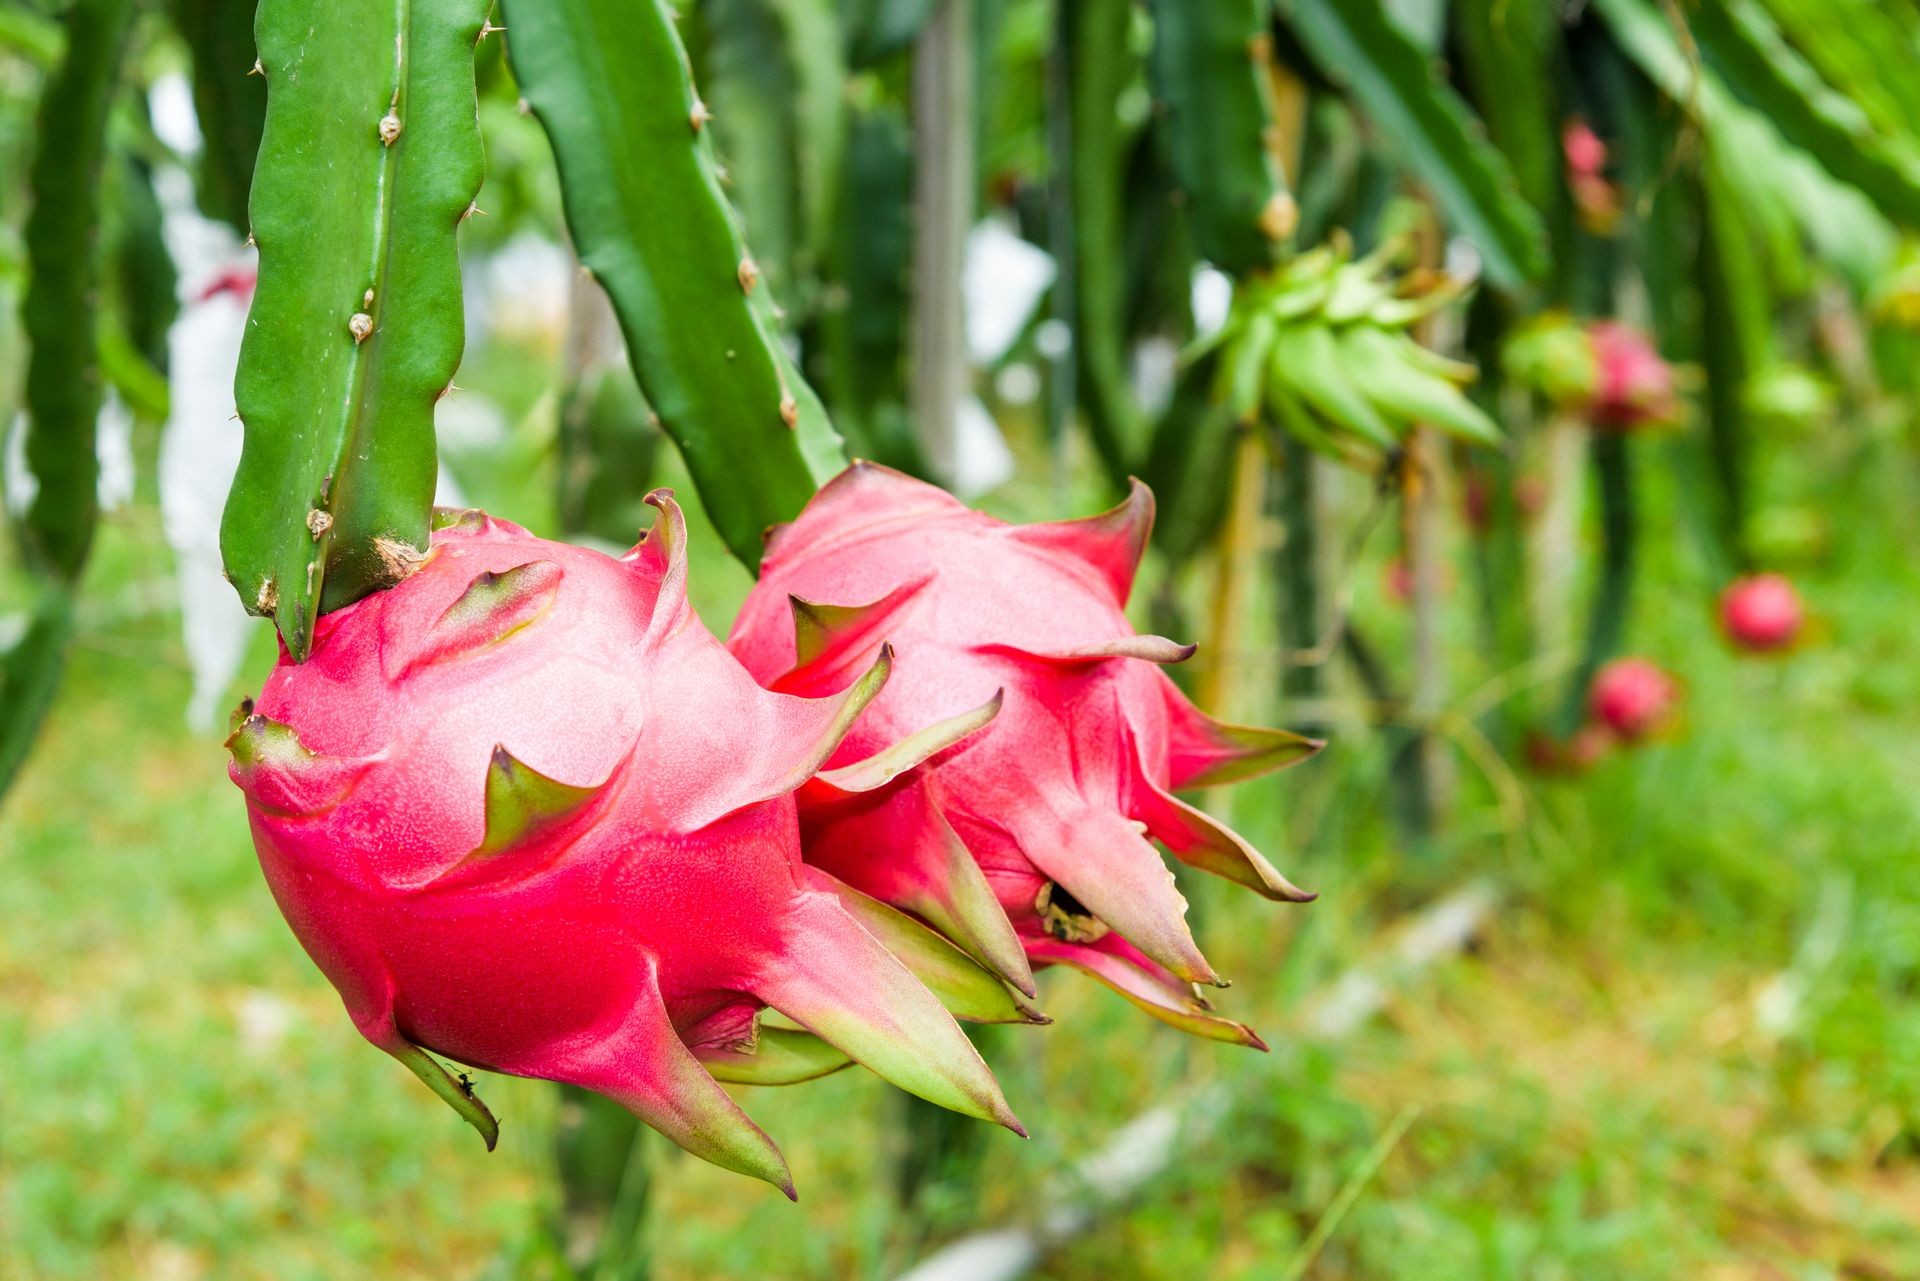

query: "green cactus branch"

left=504, top=0, right=847, bottom=574
left=2, top=0, right=134, bottom=809
left=1145, top=0, right=1289, bottom=278
left=168, top=0, right=269, bottom=230
left=17, top=0, right=136, bottom=584
left=221, top=0, right=491, bottom=661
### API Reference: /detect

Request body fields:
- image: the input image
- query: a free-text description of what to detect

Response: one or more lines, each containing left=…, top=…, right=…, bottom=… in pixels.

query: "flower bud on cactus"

left=226, top=493, right=1021, bottom=1196
left=1587, top=657, right=1679, bottom=742
left=1720, top=573, right=1802, bottom=652
left=727, top=464, right=1323, bottom=1048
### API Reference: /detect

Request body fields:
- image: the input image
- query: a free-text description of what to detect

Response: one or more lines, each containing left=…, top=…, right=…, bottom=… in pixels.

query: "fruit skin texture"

left=226, top=493, right=1018, bottom=1197
left=1720, top=573, right=1803, bottom=652
left=1587, top=657, right=1679, bottom=741
left=727, top=463, right=1322, bottom=1049
left=1586, top=321, right=1678, bottom=431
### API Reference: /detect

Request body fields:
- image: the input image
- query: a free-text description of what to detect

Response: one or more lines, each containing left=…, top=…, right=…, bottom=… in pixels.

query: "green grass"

left=4, top=413, right=1919, bottom=1279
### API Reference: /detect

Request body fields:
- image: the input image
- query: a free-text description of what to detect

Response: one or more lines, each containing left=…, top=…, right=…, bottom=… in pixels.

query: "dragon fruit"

left=726, top=464, right=1323, bottom=1049
left=226, top=492, right=1022, bottom=1197
left=1587, top=657, right=1679, bottom=742
left=1720, top=573, right=1802, bottom=652
left=1586, top=322, right=1679, bottom=431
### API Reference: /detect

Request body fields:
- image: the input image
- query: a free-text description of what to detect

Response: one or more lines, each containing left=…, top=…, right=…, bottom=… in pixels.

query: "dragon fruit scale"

left=727, top=464, right=1324, bottom=1049
left=226, top=492, right=1023, bottom=1196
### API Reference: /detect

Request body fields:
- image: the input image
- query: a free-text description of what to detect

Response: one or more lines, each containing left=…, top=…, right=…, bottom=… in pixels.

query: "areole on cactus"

left=727, top=463, right=1323, bottom=1049
left=226, top=492, right=1025, bottom=1197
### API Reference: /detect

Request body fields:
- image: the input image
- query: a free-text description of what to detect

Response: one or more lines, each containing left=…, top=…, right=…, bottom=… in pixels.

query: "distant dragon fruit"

left=227, top=493, right=1021, bottom=1196
left=1720, top=573, right=1803, bottom=652
left=728, top=464, right=1322, bottom=1049
left=1586, top=321, right=1679, bottom=431
left=1587, top=657, right=1680, bottom=741
left=1562, top=118, right=1622, bottom=231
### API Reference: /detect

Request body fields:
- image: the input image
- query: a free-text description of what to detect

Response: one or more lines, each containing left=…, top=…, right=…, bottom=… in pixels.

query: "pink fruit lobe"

left=727, top=464, right=1323, bottom=1049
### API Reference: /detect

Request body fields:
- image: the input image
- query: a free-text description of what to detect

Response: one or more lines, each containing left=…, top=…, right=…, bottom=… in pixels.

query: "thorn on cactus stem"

left=780, top=395, right=799, bottom=429
left=362, top=289, right=374, bottom=307
left=373, top=536, right=427, bottom=583
left=349, top=312, right=373, bottom=343
left=478, top=19, right=504, bottom=42
left=737, top=258, right=760, bottom=295
left=256, top=578, right=277, bottom=614
left=378, top=111, right=402, bottom=146
left=461, top=201, right=486, bottom=223
left=689, top=99, right=711, bottom=132
left=307, top=510, right=333, bottom=539
left=248, top=58, right=264, bottom=77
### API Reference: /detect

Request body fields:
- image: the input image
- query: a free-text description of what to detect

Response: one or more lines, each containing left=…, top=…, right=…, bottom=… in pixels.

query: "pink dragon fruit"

left=1719, top=573, right=1803, bottom=652
left=726, top=464, right=1322, bottom=1049
left=1587, top=657, right=1680, bottom=742
left=226, top=492, right=1022, bottom=1197
left=1562, top=118, right=1621, bottom=232
left=1586, top=322, right=1679, bottom=430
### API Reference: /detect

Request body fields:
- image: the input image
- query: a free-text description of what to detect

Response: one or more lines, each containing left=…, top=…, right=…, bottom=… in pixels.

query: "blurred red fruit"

left=1587, top=657, right=1679, bottom=741
left=1587, top=322, right=1678, bottom=430
left=1720, top=573, right=1803, bottom=651
left=1562, top=119, right=1621, bottom=231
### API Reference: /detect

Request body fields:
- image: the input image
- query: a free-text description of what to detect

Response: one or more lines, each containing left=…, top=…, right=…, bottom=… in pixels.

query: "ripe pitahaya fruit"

left=1562, top=118, right=1621, bottom=232
left=1586, top=322, right=1678, bottom=431
left=727, top=464, right=1322, bottom=1049
left=1720, top=573, right=1803, bottom=652
left=226, top=493, right=1022, bottom=1197
left=1587, top=657, right=1679, bottom=742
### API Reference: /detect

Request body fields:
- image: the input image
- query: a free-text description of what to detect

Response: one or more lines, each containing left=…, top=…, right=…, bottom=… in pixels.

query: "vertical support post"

left=911, top=0, right=975, bottom=480
left=1404, top=430, right=1456, bottom=828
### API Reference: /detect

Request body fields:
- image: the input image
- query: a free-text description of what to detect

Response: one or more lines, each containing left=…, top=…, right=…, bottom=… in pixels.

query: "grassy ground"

left=3, top=421, right=1918, bottom=1279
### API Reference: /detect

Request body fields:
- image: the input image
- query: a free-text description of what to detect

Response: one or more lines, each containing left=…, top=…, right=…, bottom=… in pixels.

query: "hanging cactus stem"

left=222, top=0, right=491, bottom=659
left=503, top=0, right=847, bottom=572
